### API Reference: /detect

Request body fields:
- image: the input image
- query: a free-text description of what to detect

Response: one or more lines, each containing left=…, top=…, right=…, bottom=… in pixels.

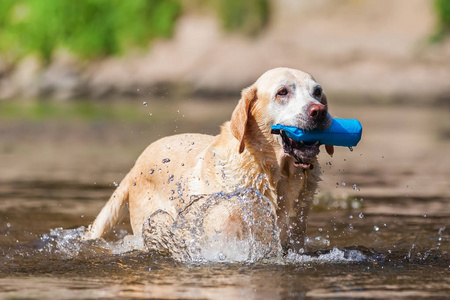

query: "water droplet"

left=113, top=181, right=119, bottom=187
left=374, top=226, right=380, bottom=231
left=218, top=252, right=226, bottom=261
left=6, top=223, right=11, bottom=228
left=133, top=182, right=137, bottom=186
left=162, top=158, right=170, bottom=164
left=349, top=147, right=353, bottom=152
left=142, top=101, right=147, bottom=106
left=168, top=175, right=174, bottom=182
left=341, top=181, right=346, bottom=186
left=149, top=169, right=154, bottom=175
left=359, top=212, right=364, bottom=218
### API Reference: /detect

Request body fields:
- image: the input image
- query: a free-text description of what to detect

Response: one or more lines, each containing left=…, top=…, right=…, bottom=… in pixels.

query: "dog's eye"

left=277, top=88, right=288, bottom=96
left=313, top=86, right=322, bottom=99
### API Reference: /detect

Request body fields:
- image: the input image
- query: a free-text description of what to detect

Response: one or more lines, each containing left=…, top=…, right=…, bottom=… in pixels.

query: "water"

left=1, top=102, right=449, bottom=298
left=2, top=186, right=449, bottom=299
left=142, top=189, right=280, bottom=263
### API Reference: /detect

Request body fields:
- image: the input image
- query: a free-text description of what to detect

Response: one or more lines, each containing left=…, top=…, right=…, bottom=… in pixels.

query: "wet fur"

left=87, top=68, right=328, bottom=252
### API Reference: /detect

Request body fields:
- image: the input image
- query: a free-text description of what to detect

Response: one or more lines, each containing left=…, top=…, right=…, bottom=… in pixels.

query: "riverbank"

left=1, top=0, right=449, bottom=103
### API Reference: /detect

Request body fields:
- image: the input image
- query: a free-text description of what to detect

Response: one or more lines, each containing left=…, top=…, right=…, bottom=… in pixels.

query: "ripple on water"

left=2, top=190, right=449, bottom=269
left=16, top=189, right=379, bottom=265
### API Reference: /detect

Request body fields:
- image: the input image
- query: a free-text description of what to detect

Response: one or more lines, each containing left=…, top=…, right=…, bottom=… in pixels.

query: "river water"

left=1, top=100, right=449, bottom=299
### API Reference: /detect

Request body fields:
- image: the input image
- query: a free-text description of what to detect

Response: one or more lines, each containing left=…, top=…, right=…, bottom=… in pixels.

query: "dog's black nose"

left=307, top=103, right=328, bottom=122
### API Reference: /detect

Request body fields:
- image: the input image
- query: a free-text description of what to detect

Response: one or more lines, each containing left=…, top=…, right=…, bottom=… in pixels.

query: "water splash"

left=285, top=247, right=367, bottom=263
left=142, top=188, right=281, bottom=263
left=10, top=188, right=446, bottom=267
left=32, top=227, right=144, bottom=259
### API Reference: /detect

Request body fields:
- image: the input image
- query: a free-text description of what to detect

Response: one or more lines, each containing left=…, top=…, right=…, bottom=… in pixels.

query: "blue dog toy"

left=271, top=118, right=362, bottom=147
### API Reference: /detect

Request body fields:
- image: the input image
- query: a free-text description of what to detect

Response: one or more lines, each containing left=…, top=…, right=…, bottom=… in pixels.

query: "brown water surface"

left=1, top=100, right=449, bottom=299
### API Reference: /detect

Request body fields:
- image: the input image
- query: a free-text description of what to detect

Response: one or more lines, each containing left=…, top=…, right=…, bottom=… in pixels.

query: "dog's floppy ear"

left=230, top=85, right=257, bottom=154
left=321, top=92, right=335, bottom=157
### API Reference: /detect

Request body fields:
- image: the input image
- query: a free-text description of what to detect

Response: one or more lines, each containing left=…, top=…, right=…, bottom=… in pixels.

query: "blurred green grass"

left=0, top=0, right=269, bottom=62
left=432, top=0, right=450, bottom=42
left=0, top=0, right=448, bottom=62
left=0, top=0, right=181, bottom=61
left=213, top=0, right=269, bottom=35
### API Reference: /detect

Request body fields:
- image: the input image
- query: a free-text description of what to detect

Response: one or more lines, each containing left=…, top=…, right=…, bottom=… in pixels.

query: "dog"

left=86, top=67, right=333, bottom=252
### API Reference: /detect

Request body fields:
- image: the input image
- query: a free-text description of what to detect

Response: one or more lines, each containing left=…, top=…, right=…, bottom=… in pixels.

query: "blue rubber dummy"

left=271, top=118, right=362, bottom=147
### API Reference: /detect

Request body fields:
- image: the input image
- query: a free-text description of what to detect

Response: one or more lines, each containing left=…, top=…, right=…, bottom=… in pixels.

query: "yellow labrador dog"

left=87, top=67, right=333, bottom=252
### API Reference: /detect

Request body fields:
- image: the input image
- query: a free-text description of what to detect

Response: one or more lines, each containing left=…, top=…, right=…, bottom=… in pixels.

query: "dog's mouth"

left=279, top=131, right=320, bottom=170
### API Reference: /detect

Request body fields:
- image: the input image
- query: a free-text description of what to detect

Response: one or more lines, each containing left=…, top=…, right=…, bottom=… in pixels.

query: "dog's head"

left=231, top=67, right=334, bottom=168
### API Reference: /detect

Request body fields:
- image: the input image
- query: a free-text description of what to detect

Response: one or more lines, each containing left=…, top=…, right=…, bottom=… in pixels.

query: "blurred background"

left=1, top=2, right=450, bottom=297
left=0, top=0, right=449, bottom=201
left=0, top=0, right=449, bottom=101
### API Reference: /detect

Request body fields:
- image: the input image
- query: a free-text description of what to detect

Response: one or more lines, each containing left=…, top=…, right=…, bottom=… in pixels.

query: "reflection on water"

left=1, top=183, right=449, bottom=299
left=1, top=102, right=450, bottom=299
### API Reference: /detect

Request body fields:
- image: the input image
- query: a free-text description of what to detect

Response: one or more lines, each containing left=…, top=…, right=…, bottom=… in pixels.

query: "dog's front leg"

left=277, top=167, right=317, bottom=253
